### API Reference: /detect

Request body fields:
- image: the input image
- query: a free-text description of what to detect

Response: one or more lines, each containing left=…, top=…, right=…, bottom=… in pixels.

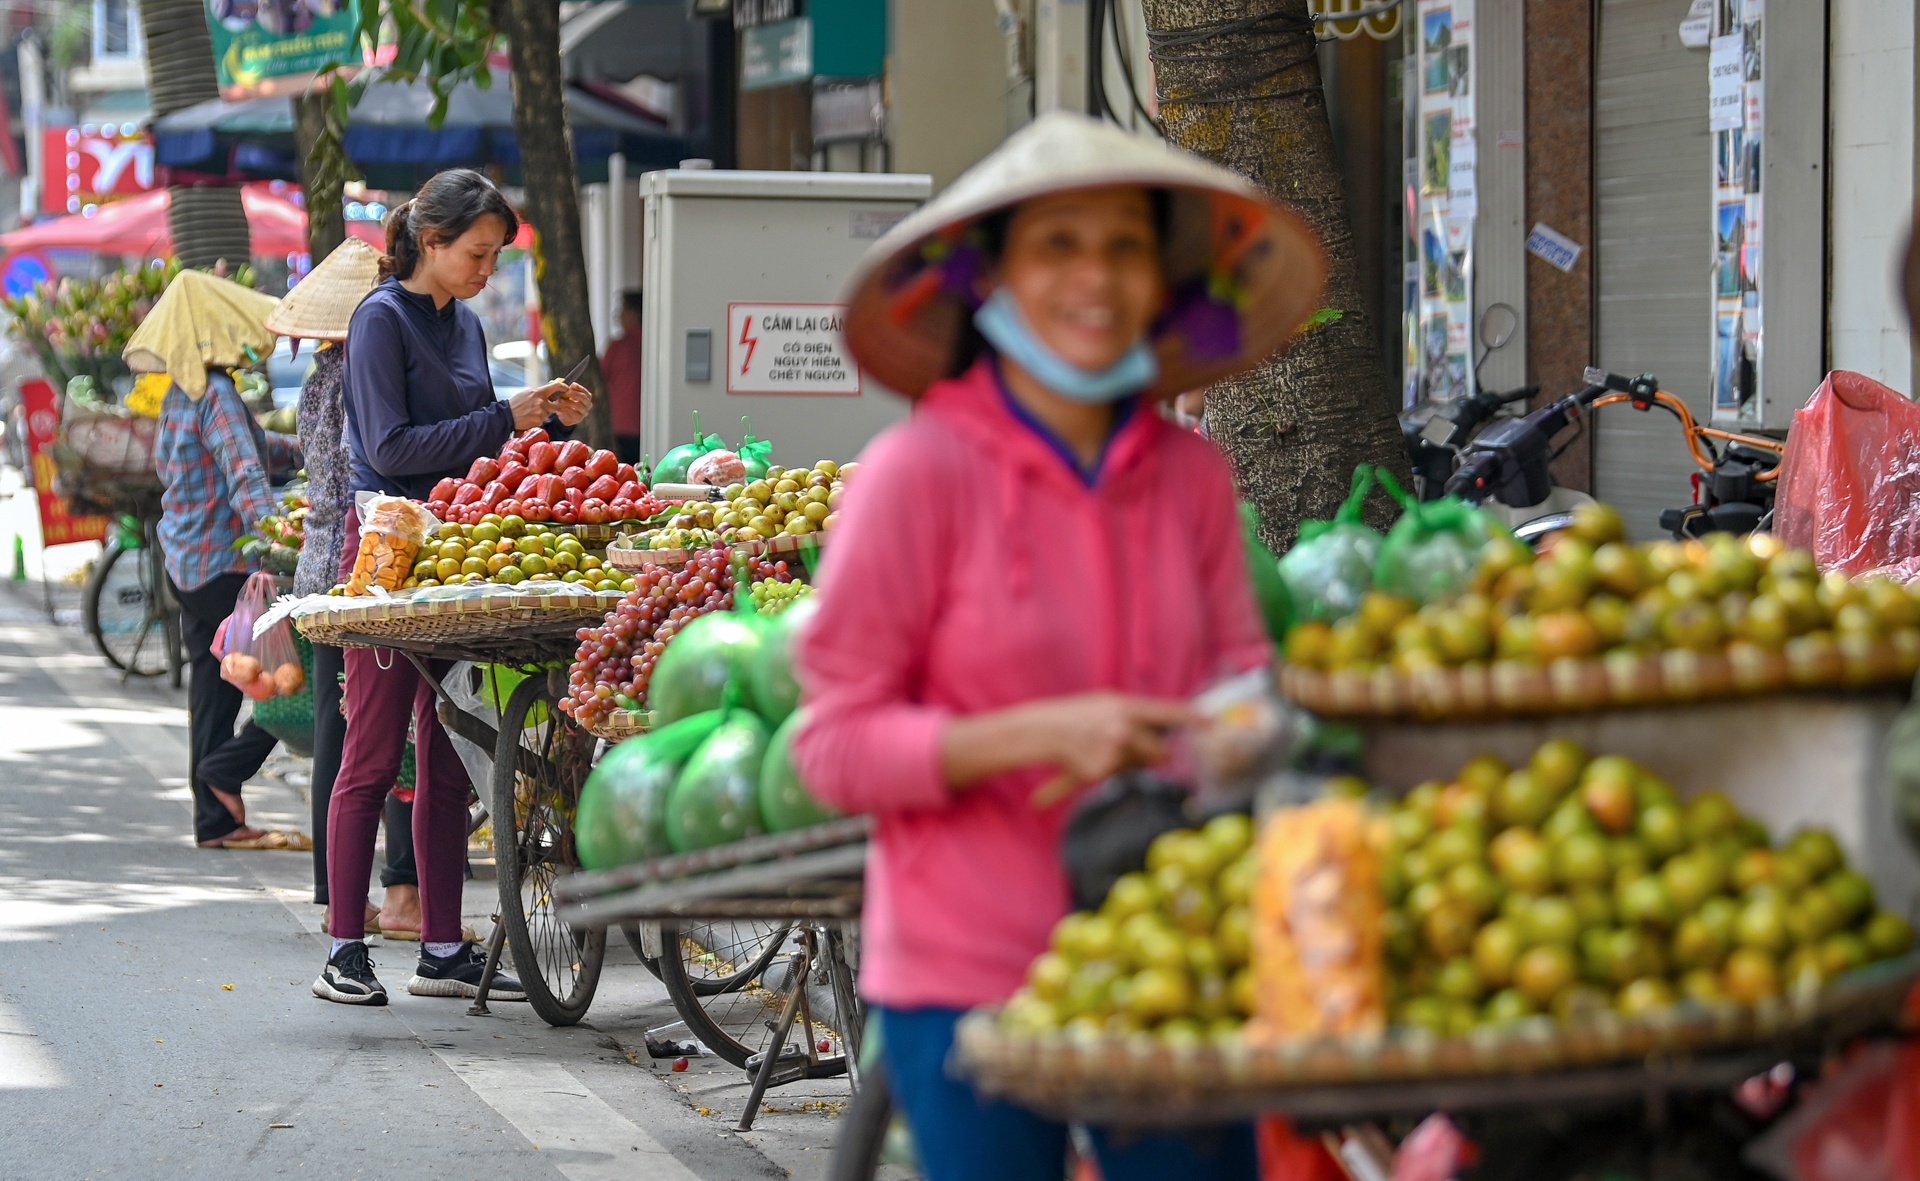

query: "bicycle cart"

left=555, top=816, right=870, bottom=1131
left=295, top=587, right=625, bottom=1027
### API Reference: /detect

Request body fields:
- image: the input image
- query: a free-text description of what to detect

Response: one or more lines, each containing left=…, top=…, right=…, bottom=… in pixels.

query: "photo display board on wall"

left=1708, top=0, right=1763, bottom=421
left=1404, top=0, right=1476, bottom=406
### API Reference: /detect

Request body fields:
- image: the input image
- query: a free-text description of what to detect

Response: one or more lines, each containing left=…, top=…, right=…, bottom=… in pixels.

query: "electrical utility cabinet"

left=639, top=170, right=934, bottom=469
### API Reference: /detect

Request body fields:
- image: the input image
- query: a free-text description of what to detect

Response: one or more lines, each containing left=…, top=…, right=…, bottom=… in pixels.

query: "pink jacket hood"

left=792, top=359, right=1269, bottom=1009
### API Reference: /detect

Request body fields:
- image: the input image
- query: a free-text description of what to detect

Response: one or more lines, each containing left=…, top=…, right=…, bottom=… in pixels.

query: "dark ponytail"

left=378, top=169, right=520, bottom=281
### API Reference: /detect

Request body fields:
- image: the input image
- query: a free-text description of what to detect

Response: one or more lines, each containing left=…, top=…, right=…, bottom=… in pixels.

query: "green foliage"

left=344, top=0, right=499, bottom=129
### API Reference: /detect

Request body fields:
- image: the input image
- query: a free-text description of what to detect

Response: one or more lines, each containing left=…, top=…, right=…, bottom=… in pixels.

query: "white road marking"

left=426, top=1049, right=704, bottom=1181
left=0, top=994, right=67, bottom=1089
left=263, top=886, right=706, bottom=1181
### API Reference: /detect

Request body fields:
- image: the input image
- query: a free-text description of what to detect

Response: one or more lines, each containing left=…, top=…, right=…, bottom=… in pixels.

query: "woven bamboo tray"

left=294, top=587, right=617, bottom=652
left=584, top=708, right=651, bottom=741
left=956, top=952, right=1920, bottom=1126
left=1279, top=637, right=1920, bottom=721
left=604, top=531, right=829, bottom=572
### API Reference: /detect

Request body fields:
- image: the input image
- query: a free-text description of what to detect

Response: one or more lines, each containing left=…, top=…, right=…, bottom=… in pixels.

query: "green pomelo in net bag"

left=665, top=712, right=771, bottom=852
left=577, top=710, right=728, bottom=868
left=1372, top=471, right=1500, bottom=604
left=1239, top=503, right=1293, bottom=642
left=648, top=612, right=763, bottom=724
left=651, top=409, right=727, bottom=484
left=749, top=595, right=817, bottom=725
left=757, top=710, right=838, bottom=832
left=1276, top=466, right=1385, bottom=623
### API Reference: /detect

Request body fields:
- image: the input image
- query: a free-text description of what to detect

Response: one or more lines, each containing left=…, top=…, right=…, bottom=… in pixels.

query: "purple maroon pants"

left=324, top=507, right=472, bottom=942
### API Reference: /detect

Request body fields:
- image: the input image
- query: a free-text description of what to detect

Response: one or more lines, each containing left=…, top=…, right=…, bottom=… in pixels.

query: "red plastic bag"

left=1746, top=1040, right=1920, bottom=1181
left=214, top=571, right=302, bottom=701
left=1774, top=371, right=1920, bottom=579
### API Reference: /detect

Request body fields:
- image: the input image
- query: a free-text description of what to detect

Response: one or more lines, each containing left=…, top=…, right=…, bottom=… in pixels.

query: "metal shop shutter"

left=1594, top=0, right=1713, bottom=539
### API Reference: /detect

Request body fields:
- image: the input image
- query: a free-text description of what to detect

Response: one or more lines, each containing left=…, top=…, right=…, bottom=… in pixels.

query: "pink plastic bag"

left=214, top=571, right=301, bottom=701
left=1774, top=371, right=1920, bottom=579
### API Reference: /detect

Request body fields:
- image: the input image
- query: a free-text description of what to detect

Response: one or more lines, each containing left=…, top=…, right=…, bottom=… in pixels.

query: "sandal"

left=206, top=829, right=313, bottom=852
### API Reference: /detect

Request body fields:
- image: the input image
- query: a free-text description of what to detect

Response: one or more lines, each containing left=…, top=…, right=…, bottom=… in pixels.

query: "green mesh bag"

left=1372, top=471, right=1500, bottom=605
left=1240, top=502, right=1294, bottom=643
left=1276, top=467, right=1385, bottom=624
left=252, top=634, right=315, bottom=757
left=738, top=417, right=773, bottom=481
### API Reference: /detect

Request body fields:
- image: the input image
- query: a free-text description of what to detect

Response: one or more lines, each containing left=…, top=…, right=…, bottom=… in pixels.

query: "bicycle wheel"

left=82, top=542, right=170, bottom=677
left=659, top=920, right=852, bottom=1076
left=491, top=672, right=605, bottom=1026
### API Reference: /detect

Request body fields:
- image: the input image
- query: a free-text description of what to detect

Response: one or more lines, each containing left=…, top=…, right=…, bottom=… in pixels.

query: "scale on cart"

left=638, top=169, right=933, bottom=468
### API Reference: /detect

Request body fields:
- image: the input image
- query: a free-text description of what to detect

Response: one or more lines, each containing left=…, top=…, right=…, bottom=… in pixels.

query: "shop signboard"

left=1309, top=0, right=1402, bottom=40
left=42, top=125, right=156, bottom=216
left=741, top=17, right=812, bottom=91
left=18, top=378, right=109, bottom=547
left=204, top=0, right=361, bottom=90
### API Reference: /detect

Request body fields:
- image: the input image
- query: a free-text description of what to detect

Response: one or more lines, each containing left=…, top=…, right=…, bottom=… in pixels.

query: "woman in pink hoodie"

left=795, top=114, right=1326, bottom=1181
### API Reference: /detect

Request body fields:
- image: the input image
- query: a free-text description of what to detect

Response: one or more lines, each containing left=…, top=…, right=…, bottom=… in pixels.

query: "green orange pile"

left=1284, top=507, right=1920, bottom=683
left=1000, top=815, right=1258, bottom=1044
left=409, top=517, right=636, bottom=591
left=1384, top=740, right=1913, bottom=1034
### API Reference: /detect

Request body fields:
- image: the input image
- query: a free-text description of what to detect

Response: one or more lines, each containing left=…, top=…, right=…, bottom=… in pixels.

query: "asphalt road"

left=0, top=576, right=859, bottom=1181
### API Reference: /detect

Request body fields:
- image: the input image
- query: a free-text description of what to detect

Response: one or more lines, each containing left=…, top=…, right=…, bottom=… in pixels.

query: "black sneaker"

left=407, top=941, right=527, bottom=1001
left=313, top=941, right=388, bottom=1006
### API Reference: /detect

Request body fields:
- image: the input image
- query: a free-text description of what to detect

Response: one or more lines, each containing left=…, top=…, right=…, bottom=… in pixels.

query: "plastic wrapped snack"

left=1248, top=797, right=1386, bottom=1041
left=344, top=494, right=438, bottom=595
left=1276, top=466, right=1385, bottom=623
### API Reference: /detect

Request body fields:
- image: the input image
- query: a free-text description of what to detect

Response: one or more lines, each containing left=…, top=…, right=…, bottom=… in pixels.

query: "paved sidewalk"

left=0, top=576, right=863, bottom=1180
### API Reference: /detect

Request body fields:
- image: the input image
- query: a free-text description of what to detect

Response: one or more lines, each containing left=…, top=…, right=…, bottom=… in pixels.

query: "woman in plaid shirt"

left=155, top=363, right=302, bottom=847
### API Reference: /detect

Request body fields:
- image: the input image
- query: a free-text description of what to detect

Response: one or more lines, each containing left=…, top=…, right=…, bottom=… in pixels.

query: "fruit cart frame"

left=298, top=591, right=623, bottom=1027
left=554, top=816, right=870, bottom=1131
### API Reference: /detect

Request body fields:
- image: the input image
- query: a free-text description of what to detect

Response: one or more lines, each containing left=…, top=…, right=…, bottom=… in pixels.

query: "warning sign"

left=726, top=302, right=862, bottom=396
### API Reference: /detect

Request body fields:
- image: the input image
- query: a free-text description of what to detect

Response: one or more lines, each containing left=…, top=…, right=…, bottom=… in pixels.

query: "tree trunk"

left=494, top=0, right=612, bottom=449
left=138, top=0, right=251, bottom=271
left=293, top=90, right=347, bottom=263
left=1142, top=0, right=1407, bottom=547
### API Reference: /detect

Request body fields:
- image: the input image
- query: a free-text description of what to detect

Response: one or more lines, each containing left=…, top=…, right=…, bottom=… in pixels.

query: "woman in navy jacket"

left=314, top=170, right=591, bottom=1006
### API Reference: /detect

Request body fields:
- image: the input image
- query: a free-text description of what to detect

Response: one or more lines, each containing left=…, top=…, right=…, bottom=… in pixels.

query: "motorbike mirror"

left=1479, top=303, right=1519, bottom=352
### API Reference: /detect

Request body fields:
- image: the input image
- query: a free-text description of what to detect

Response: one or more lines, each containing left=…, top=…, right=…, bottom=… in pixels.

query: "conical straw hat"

left=122, top=269, right=281, bottom=399
left=264, top=238, right=380, bottom=341
left=841, top=112, right=1327, bottom=400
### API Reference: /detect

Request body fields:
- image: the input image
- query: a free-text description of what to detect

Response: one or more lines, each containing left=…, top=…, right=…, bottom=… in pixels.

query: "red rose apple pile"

left=427, top=428, right=669, bottom=526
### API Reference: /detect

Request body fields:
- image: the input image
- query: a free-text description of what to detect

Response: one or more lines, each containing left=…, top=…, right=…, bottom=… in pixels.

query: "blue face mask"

left=972, top=287, right=1158, bottom=404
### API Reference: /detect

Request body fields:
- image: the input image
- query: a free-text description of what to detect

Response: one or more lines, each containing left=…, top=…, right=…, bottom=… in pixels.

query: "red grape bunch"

left=562, top=552, right=797, bottom=725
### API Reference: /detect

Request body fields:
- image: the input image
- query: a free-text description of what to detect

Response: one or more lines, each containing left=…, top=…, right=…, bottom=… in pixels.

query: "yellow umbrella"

left=122, top=269, right=281, bottom=399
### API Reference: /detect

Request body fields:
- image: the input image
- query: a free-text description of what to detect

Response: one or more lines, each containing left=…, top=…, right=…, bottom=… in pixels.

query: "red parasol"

left=0, top=184, right=533, bottom=257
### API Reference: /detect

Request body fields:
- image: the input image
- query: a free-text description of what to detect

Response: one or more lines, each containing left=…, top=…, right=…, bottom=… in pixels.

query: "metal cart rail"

left=556, top=817, right=871, bottom=1130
